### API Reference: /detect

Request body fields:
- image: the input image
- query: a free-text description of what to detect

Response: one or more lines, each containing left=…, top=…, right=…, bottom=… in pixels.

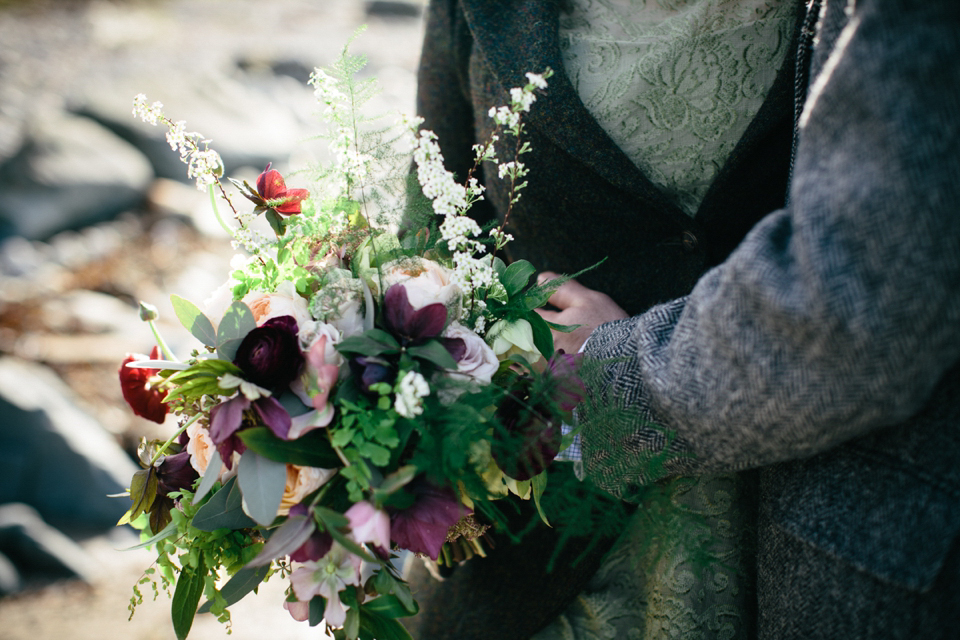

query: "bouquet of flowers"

left=117, top=36, right=581, bottom=640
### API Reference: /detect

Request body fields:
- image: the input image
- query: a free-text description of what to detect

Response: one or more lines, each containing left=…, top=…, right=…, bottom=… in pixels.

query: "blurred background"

left=0, top=0, right=424, bottom=637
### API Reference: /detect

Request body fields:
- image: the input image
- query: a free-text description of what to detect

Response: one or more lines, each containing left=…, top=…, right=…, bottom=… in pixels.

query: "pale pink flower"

left=345, top=500, right=390, bottom=555
left=290, top=545, right=361, bottom=627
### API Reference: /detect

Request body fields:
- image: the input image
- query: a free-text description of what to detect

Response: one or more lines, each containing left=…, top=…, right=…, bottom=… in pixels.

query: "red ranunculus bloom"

left=119, top=346, right=168, bottom=424
left=256, top=163, right=309, bottom=216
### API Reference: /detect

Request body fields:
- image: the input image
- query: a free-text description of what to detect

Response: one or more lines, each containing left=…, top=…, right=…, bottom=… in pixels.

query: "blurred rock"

left=0, top=111, right=154, bottom=241
left=365, top=1, right=424, bottom=18
left=0, top=357, right=138, bottom=533
left=78, top=72, right=307, bottom=182
left=0, top=550, right=21, bottom=596
left=0, top=503, right=98, bottom=591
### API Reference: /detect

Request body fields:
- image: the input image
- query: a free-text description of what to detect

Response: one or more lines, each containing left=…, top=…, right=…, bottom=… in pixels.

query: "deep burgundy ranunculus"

left=492, top=387, right=563, bottom=481
left=156, top=450, right=199, bottom=494
left=255, top=163, right=309, bottom=216
left=234, top=315, right=304, bottom=389
left=383, top=284, right=447, bottom=345
left=389, top=480, right=467, bottom=560
left=119, top=346, right=168, bottom=423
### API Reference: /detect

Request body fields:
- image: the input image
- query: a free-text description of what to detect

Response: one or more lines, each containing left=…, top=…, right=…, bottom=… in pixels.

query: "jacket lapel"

left=460, top=0, right=687, bottom=218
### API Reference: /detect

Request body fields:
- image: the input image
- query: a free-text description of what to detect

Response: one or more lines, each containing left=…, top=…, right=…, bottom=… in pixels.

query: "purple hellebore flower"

left=383, top=284, right=448, bottom=345
left=234, top=315, right=304, bottom=390
left=349, top=355, right=395, bottom=395
left=389, top=480, right=467, bottom=560
left=287, top=504, right=334, bottom=563
left=156, top=450, right=199, bottom=494
left=209, top=394, right=292, bottom=469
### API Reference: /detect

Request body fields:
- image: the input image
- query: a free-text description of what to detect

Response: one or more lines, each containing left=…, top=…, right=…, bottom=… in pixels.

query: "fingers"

left=538, top=271, right=592, bottom=310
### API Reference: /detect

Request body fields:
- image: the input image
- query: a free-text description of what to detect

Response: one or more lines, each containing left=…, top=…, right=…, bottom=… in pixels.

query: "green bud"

left=139, top=301, right=160, bottom=322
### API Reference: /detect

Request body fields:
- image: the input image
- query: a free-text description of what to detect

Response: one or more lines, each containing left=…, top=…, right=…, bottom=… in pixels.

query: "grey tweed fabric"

left=579, top=0, right=960, bottom=635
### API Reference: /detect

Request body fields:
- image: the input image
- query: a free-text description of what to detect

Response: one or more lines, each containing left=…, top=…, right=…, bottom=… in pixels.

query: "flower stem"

left=149, top=320, right=179, bottom=362
left=150, top=414, right=201, bottom=466
left=208, top=184, right=236, bottom=237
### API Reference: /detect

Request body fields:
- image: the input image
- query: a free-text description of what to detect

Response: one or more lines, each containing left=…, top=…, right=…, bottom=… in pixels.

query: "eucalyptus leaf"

left=197, top=564, right=269, bottom=614
left=238, top=427, right=342, bottom=468
left=246, top=514, right=315, bottom=567
left=171, top=295, right=218, bottom=348
left=192, top=477, right=257, bottom=531
left=217, top=301, right=257, bottom=361
left=501, top=260, right=536, bottom=298
left=172, top=564, right=205, bottom=640
left=407, top=340, right=458, bottom=370
left=238, top=451, right=287, bottom=526
left=192, top=450, right=222, bottom=505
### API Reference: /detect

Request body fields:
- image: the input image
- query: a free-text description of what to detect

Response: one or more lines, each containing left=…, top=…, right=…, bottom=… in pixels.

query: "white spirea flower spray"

left=411, top=69, right=553, bottom=330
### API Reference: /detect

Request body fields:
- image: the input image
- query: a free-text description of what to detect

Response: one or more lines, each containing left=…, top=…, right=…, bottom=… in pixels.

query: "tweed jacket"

left=413, top=0, right=960, bottom=637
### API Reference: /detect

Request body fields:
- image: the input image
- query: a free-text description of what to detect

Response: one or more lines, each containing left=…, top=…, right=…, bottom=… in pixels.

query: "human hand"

left=535, top=272, right=629, bottom=354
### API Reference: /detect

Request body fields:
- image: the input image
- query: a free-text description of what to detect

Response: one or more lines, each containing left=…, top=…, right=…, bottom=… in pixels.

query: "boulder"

left=0, top=111, right=154, bottom=241
left=77, top=72, right=306, bottom=183
left=0, top=357, right=139, bottom=533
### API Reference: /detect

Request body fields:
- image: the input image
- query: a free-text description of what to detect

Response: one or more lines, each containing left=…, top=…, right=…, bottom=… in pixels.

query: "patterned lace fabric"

left=558, top=0, right=796, bottom=216
left=532, top=474, right=757, bottom=640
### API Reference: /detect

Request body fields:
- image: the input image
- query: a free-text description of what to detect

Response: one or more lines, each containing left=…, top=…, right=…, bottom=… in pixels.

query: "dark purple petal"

left=254, top=396, right=292, bottom=440
left=406, top=303, right=448, bottom=341
left=157, top=451, right=199, bottom=494
left=234, top=315, right=304, bottom=389
left=439, top=337, right=467, bottom=363
left=290, top=531, right=334, bottom=563
left=383, top=285, right=413, bottom=337
left=217, top=434, right=247, bottom=470
left=389, top=480, right=467, bottom=560
left=209, top=395, right=251, bottom=444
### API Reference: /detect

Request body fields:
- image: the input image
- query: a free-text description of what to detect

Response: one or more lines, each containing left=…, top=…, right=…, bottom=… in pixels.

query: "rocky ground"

left=0, top=1, right=424, bottom=638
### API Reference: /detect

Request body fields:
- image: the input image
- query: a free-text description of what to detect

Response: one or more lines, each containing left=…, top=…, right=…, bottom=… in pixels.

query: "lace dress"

left=533, top=1, right=796, bottom=638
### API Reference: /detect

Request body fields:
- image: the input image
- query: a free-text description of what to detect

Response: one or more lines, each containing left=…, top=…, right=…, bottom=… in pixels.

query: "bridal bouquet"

left=117, top=36, right=575, bottom=640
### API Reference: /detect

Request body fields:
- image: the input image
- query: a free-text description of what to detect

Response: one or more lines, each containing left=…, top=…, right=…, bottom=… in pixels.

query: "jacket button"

left=682, top=231, right=699, bottom=253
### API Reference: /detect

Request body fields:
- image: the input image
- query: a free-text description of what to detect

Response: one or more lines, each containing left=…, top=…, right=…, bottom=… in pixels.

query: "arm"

left=570, top=0, right=960, bottom=501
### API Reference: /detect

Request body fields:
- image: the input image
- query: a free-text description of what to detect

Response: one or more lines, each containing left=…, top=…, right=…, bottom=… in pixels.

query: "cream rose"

left=443, top=322, right=499, bottom=384
left=380, top=258, right=461, bottom=313
left=243, top=280, right=314, bottom=331
left=277, top=465, right=337, bottom=517
left=186, top=422, right=217, bottom=475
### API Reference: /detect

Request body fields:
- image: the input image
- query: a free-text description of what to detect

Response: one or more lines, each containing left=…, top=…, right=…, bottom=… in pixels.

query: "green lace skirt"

left=532, top=473, right=757, bottom=640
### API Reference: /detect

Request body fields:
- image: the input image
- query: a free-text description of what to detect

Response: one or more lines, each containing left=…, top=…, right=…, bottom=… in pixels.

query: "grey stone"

left=0, top=550, right=21, bottom=596
left=77, top=72, right=307, bottom=183
left=0, top=503, right=97, bottom=586
left=0, top=110, right=154, bottom=241
left=0, top=357, right=139, bottom=533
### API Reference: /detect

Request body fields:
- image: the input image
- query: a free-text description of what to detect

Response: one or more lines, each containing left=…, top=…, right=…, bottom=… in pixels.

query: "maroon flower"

left=208, top=394, right=292, bottom=469
left=234, top=315, right=304, bottom=390
left=119, top=346, right=168, bottom=424
left=287, top=504, right=334, bottom=562
left=255, top=163, right=309, bottom=216
left=383, top=284, right=447, bottom=345
left=492, top=386, right=563, bottom=481
left=389, top=480, right=467, bottom=560
left=156, top=450, right=199, bottom=494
